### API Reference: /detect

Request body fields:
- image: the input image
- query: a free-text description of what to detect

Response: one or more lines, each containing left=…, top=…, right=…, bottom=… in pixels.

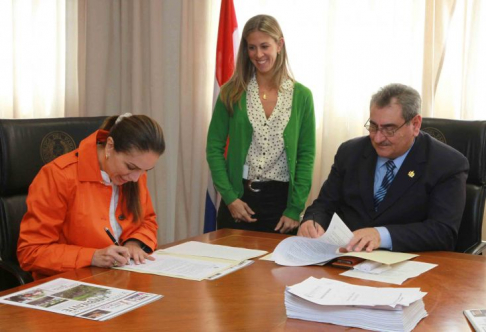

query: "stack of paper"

left=285, top=277, right=427, bottom=332
left=115, top=241, right=267, bottom=281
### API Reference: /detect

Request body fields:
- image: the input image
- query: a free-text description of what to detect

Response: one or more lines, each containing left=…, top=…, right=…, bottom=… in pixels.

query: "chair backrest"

left=421, top=117, right=486, bottom=253
left=0, top=116, right=106, bottom=289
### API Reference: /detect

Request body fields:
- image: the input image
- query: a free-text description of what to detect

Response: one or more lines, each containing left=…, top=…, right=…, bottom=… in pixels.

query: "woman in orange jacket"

left=17, top=114, right=165, bottom=279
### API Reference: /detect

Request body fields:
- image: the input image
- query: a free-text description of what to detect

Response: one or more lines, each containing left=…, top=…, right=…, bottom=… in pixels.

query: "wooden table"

left=0, top=229, right=484, bottom=331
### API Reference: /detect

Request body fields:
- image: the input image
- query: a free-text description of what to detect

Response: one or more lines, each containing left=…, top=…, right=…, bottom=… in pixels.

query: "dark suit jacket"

left=304, top=131, right=469, bottom=252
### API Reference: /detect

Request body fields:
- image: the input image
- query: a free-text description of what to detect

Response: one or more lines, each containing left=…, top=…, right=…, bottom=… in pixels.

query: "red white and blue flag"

left=204, top=0, right=238, bottom=233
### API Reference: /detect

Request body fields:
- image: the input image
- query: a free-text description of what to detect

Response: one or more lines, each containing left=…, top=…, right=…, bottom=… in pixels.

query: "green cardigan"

left=206, top=82, right=315, bottom=221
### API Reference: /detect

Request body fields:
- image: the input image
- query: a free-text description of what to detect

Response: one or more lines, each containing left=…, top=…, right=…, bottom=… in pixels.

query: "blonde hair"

left=220, top=14, right=293, bottom=114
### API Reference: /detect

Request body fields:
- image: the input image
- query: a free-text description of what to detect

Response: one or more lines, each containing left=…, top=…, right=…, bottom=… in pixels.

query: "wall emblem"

left=40, top=131, right=76, bottom=164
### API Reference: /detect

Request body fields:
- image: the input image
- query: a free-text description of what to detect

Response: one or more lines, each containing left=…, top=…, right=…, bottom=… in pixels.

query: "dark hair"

left=370, top=83, right=421, bottom=122
left=100, top=114, right=165, bottom=222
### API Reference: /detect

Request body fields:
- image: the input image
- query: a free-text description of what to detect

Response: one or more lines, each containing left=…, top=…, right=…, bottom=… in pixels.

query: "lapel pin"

left=408, top=171, right=415, bottom=178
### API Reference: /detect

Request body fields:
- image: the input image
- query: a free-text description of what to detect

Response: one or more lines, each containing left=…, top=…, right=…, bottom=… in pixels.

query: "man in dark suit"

left=298, top=83, right=469, bottom=252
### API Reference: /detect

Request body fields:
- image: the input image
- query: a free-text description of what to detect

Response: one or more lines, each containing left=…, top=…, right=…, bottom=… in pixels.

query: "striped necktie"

left=374, top=160, right=396, bottom=210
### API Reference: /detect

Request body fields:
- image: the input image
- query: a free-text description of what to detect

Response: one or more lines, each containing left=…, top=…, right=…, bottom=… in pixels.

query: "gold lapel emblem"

left=408, top=171, right=415, bottom=178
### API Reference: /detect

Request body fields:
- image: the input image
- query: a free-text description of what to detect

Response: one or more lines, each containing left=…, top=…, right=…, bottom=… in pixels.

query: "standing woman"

left=207, top=14, right=315, bottom=233
left=18, top=114, right=165, bottom=279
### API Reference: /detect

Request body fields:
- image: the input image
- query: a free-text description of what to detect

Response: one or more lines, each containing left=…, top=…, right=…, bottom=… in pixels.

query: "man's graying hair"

left=370, top=83, right=421, bottom=122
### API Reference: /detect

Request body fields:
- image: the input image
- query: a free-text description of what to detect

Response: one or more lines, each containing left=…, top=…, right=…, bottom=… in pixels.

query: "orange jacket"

left=17, top=130, right=158, bottom=279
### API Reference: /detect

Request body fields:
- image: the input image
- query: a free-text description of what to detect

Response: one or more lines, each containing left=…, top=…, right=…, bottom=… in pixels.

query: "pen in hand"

left=104, top=227, right=131, bottom=265
left=312, top=214, right=319, bottom=233
left=104, top=227, right=120, bottom=246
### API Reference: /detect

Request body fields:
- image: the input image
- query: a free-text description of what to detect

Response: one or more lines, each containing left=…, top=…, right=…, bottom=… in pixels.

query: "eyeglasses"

left=364, top=118, right=410, bottom=137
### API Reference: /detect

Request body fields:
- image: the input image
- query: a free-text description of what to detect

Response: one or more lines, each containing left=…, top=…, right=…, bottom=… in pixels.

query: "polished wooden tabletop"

left=0, top=229, right=484, bottom=331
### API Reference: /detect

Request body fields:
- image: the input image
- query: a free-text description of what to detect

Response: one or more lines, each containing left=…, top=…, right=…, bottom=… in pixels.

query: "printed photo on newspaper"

left=0, top=278, right=162, bottom=321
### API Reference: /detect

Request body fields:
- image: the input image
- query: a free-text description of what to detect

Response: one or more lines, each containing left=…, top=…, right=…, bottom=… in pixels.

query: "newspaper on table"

left=0, top=278, right=162, bottom=321
left=273, top=214, right=417, bottom=266
left=285, top=276, right=428, bottom=332
left=464, top=309, right=486, bottom=332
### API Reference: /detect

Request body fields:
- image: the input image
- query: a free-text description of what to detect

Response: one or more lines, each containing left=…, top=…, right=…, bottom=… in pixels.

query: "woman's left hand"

left=123, top=241, right=155, bottom=265
left=274, top=216, right=299, bottom=233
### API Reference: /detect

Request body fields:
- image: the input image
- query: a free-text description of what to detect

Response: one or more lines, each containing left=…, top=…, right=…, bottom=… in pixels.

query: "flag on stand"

left=204, top=0, right=238, bottom=233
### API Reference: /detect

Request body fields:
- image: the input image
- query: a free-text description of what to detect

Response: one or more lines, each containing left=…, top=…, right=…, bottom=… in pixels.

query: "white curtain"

left=77, top=0, right=219, bottom=244
left=1, top=0, right=219, bottom=244
left=2, top=0, right=485, bottom=244
left=176, top=0, right=220, bottom=239
left=0, top=0, right=74, bottom=119
left=234, top=0, right=486, bottom=202
left=423, top=0, right=486, bottom=119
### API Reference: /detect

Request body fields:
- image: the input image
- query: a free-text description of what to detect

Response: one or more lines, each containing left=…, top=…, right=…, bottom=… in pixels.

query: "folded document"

left=342, top=261, right=437, bottom=285
left=115, top=241, right=267, bottom=281
left=273, top=214, right=417, bottom=266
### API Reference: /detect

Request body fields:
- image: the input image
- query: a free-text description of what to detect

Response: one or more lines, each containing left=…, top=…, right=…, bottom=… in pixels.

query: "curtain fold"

left=77, top=0, right=218, bottom=243
left=234, top=0, right=485, bottom=207
left=0, top=0, right=72, bottom=119
left=176, top=0, right=219, bottom=239
left=422, top=0, right=457, bottom=117
left=2, top=0, right=484, bottom=244
left=78, top=0, right=179, bottom=243
left=425, top=0, right=486, bottom=120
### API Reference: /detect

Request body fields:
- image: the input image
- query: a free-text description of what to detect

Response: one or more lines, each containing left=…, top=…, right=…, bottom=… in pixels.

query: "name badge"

left=243, top=164, right=249, bottom=179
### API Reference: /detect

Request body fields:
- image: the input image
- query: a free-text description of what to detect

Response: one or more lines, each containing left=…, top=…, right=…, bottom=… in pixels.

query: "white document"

left=116, top=241, right=266, bottom=281
left=321, top=214, right=354, bottom=246
left=0, top=278, right=161, bottom=321
left=287, top=276, right=426, bottom=307
left=115, top=252, right=237, bottom=281
left=160, top=241, right=267, bottom=262
left=341, top=261, right=437, bottom=285
left=272, top=235, right=341, bottom=266
left=272, top=214, right=349, bottom=266
left=207, top=260, right=254, bottom=280
left=353, top=260, right=392, bottom=274
left=273, top=214, right=417, bottom=266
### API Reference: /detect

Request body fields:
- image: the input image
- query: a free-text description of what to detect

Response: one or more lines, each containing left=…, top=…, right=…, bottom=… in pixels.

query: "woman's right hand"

left=228, top=199, right=257, bottom=223
left=92, top=245, right=131, bottom=268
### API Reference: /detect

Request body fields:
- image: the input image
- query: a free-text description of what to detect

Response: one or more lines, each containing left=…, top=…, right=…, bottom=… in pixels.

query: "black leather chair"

left=422, top=118, right=486, bottom=254
left=0, top=116, right=106, bottom=291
